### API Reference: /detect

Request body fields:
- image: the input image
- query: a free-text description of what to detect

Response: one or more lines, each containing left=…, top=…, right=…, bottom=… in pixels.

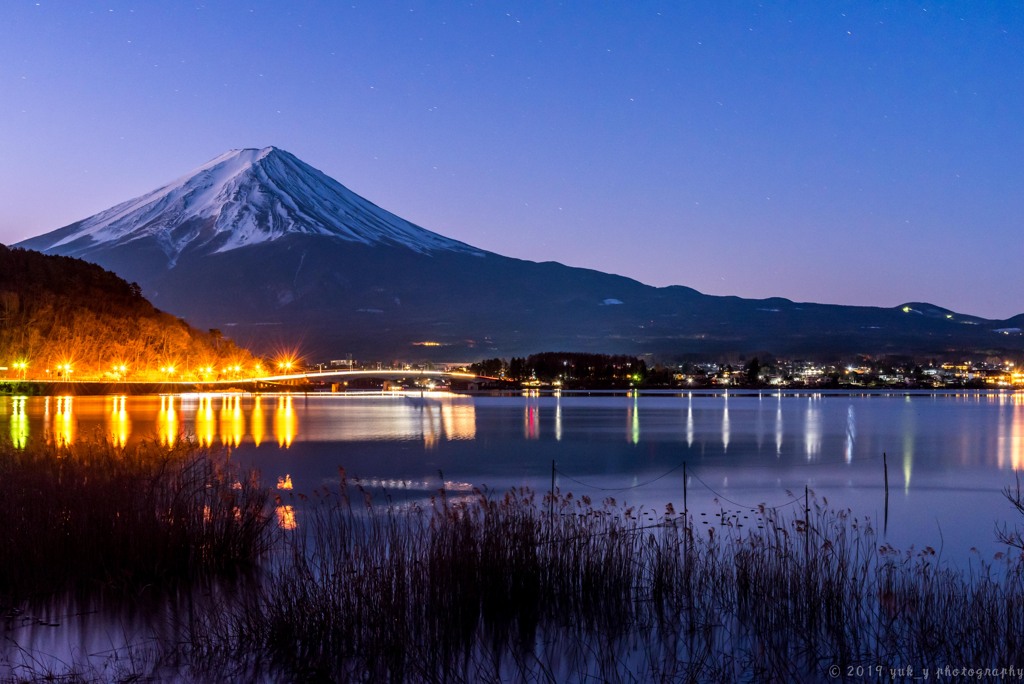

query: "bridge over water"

left=1, top=369, right=500, bottom=394
left=248, top=369, right=483, bottom=384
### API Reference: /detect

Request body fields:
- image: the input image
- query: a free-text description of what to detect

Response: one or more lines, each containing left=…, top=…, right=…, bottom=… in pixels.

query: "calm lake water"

left=4, top=390, right=1024, bottom=679
left=5, top=390, right=1024, bottom=558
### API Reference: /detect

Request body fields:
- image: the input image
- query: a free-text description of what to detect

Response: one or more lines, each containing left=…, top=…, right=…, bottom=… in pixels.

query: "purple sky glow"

left=1, top=2, right=1022, bottom=318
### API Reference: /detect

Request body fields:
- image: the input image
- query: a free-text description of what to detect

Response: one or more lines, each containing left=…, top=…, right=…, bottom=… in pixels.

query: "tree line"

left=0, top=246, right=254, bottom=380
left=470, top=352, right=646, bottom=386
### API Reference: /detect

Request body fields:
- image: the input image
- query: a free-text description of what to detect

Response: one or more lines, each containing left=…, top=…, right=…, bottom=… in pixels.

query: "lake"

left=4, top=389, right=1023, bottom=559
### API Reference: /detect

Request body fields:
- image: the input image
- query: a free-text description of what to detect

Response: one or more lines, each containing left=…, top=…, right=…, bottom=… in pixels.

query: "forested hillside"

left=0, top=245, right=255, bottom=381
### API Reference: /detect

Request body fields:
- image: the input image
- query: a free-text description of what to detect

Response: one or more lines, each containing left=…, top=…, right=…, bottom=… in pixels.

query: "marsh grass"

left=0, top=438, right=273, bottom=606
left=188, top=481, right=1024, bottom=683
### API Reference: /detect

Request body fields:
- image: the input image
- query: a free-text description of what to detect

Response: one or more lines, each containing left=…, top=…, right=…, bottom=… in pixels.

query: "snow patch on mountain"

left=26, top=147, right=483, bottom=264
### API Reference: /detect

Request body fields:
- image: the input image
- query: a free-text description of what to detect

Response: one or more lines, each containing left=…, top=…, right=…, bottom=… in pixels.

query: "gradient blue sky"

left=2, top=2, right=1022, bottom=318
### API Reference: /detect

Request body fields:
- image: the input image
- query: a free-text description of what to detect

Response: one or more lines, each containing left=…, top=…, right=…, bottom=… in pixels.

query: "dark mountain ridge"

left=15, top=148, right=1023, bottom=362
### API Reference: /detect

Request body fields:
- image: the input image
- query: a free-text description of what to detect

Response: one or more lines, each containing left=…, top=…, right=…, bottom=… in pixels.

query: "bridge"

left=1, top=368, right=499, bottom=391
left=243, top=368, right=487, bottom=386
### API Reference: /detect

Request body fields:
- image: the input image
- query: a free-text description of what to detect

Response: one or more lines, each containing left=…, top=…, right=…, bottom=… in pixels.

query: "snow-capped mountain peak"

left=19, top=147, right=483, bottom=265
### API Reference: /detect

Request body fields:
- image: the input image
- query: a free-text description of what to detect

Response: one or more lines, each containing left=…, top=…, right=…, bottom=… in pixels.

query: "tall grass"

left=4, top=439, right=1022, bottom=682
left=190, top=482, right=1024, bottom=683
left=0, top=438, right=273, bottom=606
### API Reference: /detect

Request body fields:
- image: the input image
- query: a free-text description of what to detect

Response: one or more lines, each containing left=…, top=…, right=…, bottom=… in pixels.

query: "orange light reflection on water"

left=108, top=396, right=130, bottom=448
left=53, top=396, right=75, bottom=446
left=274, top=396, right=295, bottom=448
left=6, top=392, right=481, bottom=449
left=1011, top=393, right=1024, bottom=471
left=9, top=397, right=27, bottom=450
left=276, top=504, right=297, bottom=530
left=441, top=402, right=476, bottom=441
left=251, top=396, right=265, bottom=447
left=195, top=396, right=215, bottom=447
left=220, top=395, right=245, bottom=447
left=158, top=395, right=178, bottom=447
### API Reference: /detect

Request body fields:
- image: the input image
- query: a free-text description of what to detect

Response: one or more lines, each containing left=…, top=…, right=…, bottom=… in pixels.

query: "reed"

left=4, top=440, right=1022, bottom=682
left=192, top=482, right=1024, bottom=683
left=0, top=437, right=273, bottom=605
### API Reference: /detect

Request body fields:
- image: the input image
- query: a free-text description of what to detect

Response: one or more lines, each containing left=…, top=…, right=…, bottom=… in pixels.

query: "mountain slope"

left=15, top=148, right=1024, bottom=361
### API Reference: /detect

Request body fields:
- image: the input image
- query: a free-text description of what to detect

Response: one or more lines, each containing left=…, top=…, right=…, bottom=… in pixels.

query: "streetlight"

left=12, top=360, right=28, bottom=380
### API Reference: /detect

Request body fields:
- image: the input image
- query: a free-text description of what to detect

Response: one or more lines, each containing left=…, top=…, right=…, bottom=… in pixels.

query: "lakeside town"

left=273, top=353, right=1024, bottom=391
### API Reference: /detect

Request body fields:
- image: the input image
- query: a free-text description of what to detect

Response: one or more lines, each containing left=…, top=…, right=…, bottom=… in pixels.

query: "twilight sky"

left=1, top=2, right=1022, bottom=318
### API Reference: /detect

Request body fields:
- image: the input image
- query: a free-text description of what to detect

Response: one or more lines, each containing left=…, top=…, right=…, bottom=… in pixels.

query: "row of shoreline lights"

left=6, top=359, right=297, bottom=380
left=5, top=361, right=74, bottom=379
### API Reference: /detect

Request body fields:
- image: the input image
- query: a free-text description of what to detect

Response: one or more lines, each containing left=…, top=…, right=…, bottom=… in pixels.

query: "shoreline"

left=1, top=379, right=1021, bottom=398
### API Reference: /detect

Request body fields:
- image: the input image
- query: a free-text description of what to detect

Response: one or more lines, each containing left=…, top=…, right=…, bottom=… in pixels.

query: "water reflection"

left=524, top=405, right=538, bottom=440
left=1013, top=395, right=1024, bottom=471
left=9, top=397, right=27, bottom=449
left=108, top=396, right=130, bottom=447
left=721, top=395, right=729, bottom=452
left=251, top=396, right=265, bottom=447
left=220, top=395, right=245, bottom=447
left=686, top=393, right=693, bottom=448
left=442, top=402, right=476, bottom=441
left=195, top=396, right=216, bottom=447
left=775, top=395, right=784, bottom=455
left=8, top=391, right=1024, bottom=565
left=804, top=395, right=821, bottom=460
left=902, top=396, right=915, bottom=492
left=158, top=395, right=178, bottom=447
left=555, top=396, right=563, bottom=442
left=421, top=401, right=440, bottom=449
left=53, top=396, right=75, bottom=446
left=2, top=393, right=486, bottom=449
left=845, top=404, right=856, bottom=464
left=276, top=505, right=297, bottom=530
left=274, top=396, right=296, bottom=448
left=629, top=394, right=640, bottom=445
left=10, top=392, right=1024, bottom=484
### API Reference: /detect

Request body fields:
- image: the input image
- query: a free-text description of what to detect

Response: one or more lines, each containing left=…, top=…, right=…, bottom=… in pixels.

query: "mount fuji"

left=20, top=147, right=482, bottom=267
left=16, top=147, right=1024, bottom=361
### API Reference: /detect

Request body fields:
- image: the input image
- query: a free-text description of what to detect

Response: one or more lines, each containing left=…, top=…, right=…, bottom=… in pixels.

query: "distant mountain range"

left=16, top=147, right=1024, bottom=361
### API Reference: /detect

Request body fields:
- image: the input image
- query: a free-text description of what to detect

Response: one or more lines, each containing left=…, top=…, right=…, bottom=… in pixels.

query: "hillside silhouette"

left=0, top=245, right=254, bottom=381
